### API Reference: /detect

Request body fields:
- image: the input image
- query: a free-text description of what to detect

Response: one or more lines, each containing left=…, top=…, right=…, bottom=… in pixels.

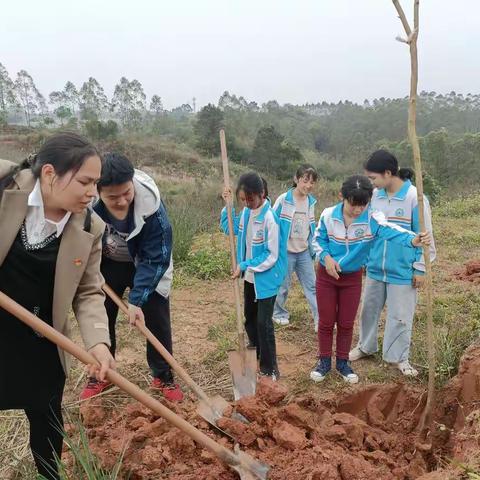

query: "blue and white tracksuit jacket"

left=220, top=198, right=271, bottom=236
left=273, top=189, right=317, bottom=257
left=220, top=206, right=241, bottom=236
left=366, top=181, right=436, bottom=285
left=313, top=202, right=420, bottom=273
left=237, top=201, right=287, bottom=299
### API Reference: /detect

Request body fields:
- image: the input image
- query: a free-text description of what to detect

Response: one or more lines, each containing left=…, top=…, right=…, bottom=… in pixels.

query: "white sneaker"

left=349, top=346, right=370, bottom=362
left=396, top=360, right=418, bottom=377
left=310, top=358, right=332, bottom=382
left=272, top=317, right=289, bottom=326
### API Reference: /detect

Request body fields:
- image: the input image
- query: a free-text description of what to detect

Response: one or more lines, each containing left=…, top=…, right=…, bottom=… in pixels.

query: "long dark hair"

left=364, top=149, right=414, bottom=181
left=0, top=132, right=100, bottom=196
left=341, top=175, right=373, bottom=206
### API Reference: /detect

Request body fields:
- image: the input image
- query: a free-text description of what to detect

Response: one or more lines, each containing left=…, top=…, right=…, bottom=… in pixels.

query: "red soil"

left=78, top=345, right=480, bottom=479
left=455, top=259, right=480, bottom=283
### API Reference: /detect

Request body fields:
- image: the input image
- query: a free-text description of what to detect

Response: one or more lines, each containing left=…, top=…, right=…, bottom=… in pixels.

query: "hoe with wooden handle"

left=102, top=284, right=248, bottom=435
left=0, top=291, right=269, bottom=480
left=220, top=128, right=257, bottom=401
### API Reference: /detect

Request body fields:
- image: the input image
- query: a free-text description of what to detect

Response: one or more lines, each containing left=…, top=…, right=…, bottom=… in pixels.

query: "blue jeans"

left=273, top=250, right=319, bottom=327
left=358, top=276, right=417, bottom=363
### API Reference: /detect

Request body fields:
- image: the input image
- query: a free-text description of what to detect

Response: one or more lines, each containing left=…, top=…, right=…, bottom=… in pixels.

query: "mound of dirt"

left=455, top=259, right=480, bottom=283
left=79, top=346, right=480, bottom=480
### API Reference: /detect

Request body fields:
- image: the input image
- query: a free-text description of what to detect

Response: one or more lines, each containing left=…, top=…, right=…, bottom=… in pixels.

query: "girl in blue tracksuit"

left=310, top=175, right=431, bottom=384
left=349, top=150, right=436, bottom=376
left=273, top=164, right=319, bottom=330
left=228, top=172, right=286, bottom=380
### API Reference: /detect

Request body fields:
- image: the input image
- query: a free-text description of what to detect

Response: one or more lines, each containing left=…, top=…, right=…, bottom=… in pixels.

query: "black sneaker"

left=336, top=358, right=359, bottom=384
left=310, top=357, right=332, bottom=382
left=259, top=370, right=279, bottom=382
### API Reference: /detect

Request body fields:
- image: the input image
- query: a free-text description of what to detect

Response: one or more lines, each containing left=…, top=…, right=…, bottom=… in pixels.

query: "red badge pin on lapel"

left=74, top=258, right=83, bottom=267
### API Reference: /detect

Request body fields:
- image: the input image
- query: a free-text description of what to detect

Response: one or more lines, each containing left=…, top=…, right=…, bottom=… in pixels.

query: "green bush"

left=168, top=203, right=202, bottom=265
left=164, top=180, right=223, bottom=266
left=183, top=233, right=230, bottom=280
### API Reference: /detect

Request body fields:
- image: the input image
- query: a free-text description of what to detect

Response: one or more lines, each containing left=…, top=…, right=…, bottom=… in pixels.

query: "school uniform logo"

left=395, top=208, right=405, bottom=217
left=354, top=228, right=365, bottom=238
left=253, top=230, right=264, bottom=243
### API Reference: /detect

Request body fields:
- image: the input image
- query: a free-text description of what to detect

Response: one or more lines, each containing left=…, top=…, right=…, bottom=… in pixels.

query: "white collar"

left=27, top=179, right=71, bottom=237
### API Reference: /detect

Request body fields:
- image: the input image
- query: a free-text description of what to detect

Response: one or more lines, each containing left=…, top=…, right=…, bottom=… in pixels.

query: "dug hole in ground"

left=77, top=337, right=480, bottom=480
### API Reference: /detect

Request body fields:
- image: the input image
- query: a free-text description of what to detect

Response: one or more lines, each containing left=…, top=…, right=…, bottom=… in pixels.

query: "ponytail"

left=261, top=177, right=269, bottom=199
left=0, top=156, right=34, bottom=200
left=398, top=167, right=414, bottom=181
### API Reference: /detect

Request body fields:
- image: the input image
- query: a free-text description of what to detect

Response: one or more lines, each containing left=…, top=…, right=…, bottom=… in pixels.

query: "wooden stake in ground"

left=392, top=0, right=435, bottom=433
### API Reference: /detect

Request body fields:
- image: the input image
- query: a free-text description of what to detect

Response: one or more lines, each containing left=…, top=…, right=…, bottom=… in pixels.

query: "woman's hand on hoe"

left=127, top=303, right=145, bottom=327
left=87, top=343, right=116, bottom=382
left=325, top=255, right=341, bottom=280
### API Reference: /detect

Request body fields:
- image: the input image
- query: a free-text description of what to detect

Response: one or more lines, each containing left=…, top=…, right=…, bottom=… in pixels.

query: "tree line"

left=1, top=62, right=479, bottom=191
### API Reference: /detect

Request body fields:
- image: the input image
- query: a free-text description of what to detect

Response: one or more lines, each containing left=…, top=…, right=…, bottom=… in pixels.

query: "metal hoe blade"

left=231, top=445, right=270, bottom=480
left=196, top=395, right=235, bottom=439
left=196, top=395, right=230, bottom=424
left=228, top=347, right=257, bottom=401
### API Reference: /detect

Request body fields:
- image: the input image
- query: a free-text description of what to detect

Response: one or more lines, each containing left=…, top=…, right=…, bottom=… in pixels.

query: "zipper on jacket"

left=382, top=197, right=391, bottom=282
left=382, top=241, right=387, bottom=282
left=338, top=223, right=349, bottom=266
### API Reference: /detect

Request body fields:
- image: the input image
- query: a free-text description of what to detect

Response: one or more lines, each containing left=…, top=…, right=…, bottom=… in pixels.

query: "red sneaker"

left=151, top=378, right=184, bottom=402
left=80, top=378, right=112, bottom=400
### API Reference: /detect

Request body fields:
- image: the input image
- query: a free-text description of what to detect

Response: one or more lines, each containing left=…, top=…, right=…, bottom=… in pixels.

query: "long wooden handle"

left=102, top=284, right=211, bottom=405
left=0, top=291, right=239, bottom=466
left=219, top=129, right=245, bottom=350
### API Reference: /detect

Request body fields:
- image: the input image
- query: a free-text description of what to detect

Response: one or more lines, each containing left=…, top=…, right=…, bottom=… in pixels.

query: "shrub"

left=183, top=233, right=230, bottom=280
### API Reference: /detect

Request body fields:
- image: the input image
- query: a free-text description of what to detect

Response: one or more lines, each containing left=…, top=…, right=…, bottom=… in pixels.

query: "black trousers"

left=101, top=258, right=174, bottom=383
left=243, top=281, right=278, bottom=375
left=25, top=394, right=64, bottom=480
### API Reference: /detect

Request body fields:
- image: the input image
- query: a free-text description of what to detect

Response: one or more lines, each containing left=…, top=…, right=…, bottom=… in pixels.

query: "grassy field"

left=0, top=138, right=479, bottom=478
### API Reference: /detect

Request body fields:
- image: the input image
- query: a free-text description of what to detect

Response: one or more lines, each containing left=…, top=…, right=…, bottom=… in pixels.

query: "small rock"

left=271, top=420, right=307, bottom=450
left=256, top=376, right=288, bottom=405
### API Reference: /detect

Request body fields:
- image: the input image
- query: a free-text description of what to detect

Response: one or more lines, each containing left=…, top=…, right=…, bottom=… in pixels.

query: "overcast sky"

left=2, top=0, right=478, bottom=109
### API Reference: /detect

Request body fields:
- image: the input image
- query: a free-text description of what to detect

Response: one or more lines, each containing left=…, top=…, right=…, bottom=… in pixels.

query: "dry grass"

left=1, top=178, right=480, bottom=478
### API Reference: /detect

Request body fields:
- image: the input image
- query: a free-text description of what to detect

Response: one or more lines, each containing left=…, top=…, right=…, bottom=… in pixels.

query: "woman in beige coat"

left=0, top=132, right=115, bottom=479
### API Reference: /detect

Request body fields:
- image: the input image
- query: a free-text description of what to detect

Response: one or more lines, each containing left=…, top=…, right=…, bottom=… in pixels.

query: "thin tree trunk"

left=392, top=0, right=435, bottom=433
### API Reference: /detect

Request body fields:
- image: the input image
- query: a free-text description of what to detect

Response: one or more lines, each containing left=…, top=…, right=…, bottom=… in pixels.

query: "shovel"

left=102, top=284, right=247, bottom=433
left=0, top=291, right=270, bottom=480
left=219, top=129, right=257, bottom=401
